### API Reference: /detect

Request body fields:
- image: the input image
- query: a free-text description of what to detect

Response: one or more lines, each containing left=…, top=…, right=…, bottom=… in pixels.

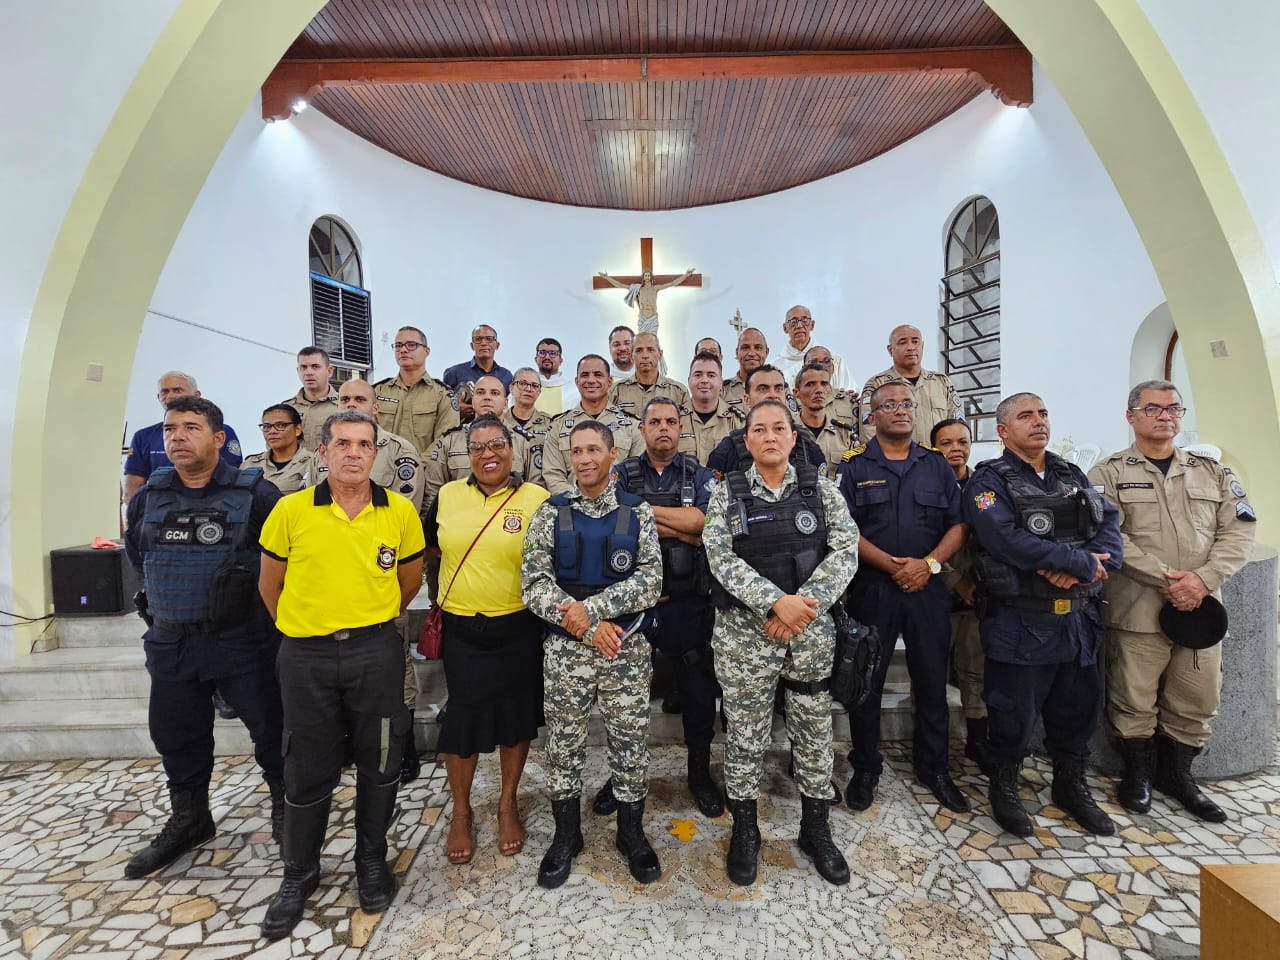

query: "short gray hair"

left=995, top=392, right=1044, bottom=427
left=320, top=410, right=376, bottom=446
left=157, top=370, right=197, bottom=392
left=1127, top=379, right=1180, bottom=410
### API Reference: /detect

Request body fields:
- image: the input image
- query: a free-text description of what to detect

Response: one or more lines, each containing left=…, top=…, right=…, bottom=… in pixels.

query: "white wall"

left=1, top=0, right=182, bottom=658
left=135, top=62, right=1165, bottom=468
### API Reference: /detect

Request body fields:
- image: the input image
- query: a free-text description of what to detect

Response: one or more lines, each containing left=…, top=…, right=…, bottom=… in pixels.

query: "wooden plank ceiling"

left=278, top=1, right=1023, bottom=210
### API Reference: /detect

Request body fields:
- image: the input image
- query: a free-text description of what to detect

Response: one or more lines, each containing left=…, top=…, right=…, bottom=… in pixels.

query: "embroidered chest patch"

left=973, top=490, right=997, bottom=511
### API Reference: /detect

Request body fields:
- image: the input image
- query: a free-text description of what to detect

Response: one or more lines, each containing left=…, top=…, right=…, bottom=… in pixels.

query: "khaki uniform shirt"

left=858, top=367, right=963, bottom=445
left=308, top=428, right=425, bottom=512
left=240, top=449, right=315, bottom=494
left=372, top=373, right=459, bottom=458
left=827, top=389, right=859, bottom=426
left=283, top=386, right=340, bottom=451
left=608, top=376, right=691, bottom=418
left=504, top=408, right=553, bottom=486
left=721, top=376, right=748, bottom=411
left=1089, top=444, right=1255, bottom=633
left=797, top=415, right=856, bottom=478
left=679, top=401, right=745, bottom=464
left=541, top=404, right=645, bottom=495
left=423, top=424, right=533, bottom=509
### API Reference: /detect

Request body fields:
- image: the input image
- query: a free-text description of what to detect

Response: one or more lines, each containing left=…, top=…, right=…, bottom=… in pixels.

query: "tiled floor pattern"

left=0, top=740, right=1277, bottom=959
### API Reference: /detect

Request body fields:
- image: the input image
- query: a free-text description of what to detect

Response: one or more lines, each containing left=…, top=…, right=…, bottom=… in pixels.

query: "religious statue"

left=596, top=267, right=697, bottom=336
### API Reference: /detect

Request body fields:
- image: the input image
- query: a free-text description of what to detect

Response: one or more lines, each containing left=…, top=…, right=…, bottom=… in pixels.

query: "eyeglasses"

left=536, top=349, right=561, bottom=358
left=392, top=341, right=425, bottom=351
left=467, top=438, right=510, bottom=453
left=808, top=357, right=833, bottom=366
left=259, top=422, right=296, bottom=432
left=785, top=316, right=813, bottom=328
left=1133, top=403, right=1186, bottom=419
left=875, top=400, right=916, bottom=412
left=471, top=335, right=497, bottom=343
left=512, top=379, right=542, bottom=391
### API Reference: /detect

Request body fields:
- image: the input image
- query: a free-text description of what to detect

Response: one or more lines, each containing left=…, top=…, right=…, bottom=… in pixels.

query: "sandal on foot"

left=497, top=805, right=525, bottom=856
left=446, top=811, right=474, bottom=865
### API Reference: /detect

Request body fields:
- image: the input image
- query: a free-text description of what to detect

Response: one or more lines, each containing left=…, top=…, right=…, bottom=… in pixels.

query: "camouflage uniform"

left=521, top=483, right=663, bottom=802
left=678, top=401, right=745, bottom=465
left=423, top=424, right=534, bottom=509
left=704, top=465, right=859, bottom=800
left=540, top=405, right=645, bottom=495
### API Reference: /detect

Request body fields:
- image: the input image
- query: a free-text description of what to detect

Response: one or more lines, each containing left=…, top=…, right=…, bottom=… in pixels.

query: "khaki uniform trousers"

left=951, top=609, right=985, bottom=720
left=1106, top=627, right=1221, bottom=747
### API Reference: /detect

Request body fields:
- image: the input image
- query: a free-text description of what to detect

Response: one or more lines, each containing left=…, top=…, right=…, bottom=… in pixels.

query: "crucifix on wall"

left=593, top=237, right=702, bottom=340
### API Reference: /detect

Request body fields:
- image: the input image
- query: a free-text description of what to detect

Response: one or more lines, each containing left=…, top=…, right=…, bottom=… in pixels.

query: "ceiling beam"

left=261, top=46, right=1032, bottom=121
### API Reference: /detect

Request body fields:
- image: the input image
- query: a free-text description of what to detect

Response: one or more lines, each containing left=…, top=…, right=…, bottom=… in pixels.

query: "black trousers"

left=846, top=578, right=953, bottom=775
left=277, top=621, right=410, bottom=804
left=983, top=656, right=1102, bottom=767
left=145, top=627, right=283, bottom=791
left=648, top=596, right=718, bottom=749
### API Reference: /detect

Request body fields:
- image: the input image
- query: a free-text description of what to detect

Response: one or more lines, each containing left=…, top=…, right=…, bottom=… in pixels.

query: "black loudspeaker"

left=50, top=543, right=141, bottom=616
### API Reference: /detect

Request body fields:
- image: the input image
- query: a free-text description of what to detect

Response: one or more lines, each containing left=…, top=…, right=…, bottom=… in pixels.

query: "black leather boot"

left=845, top=770, right=879, bottom=811
left=687, top=746, right=724, bottom=818
left=726, top=798, right=761, bottom=886
left=1051, top=760, right=1116, bottom=836
left=1153, top=733, right=1227, bottom=823
left=124, top=787, right=216, bottom=879
left=399, top=712, right=421, bottom=784
left=1116, top=737, right=1154, bottom=814
left=798, top=795, right=849, bottom=885
left=354, top=777, right=399, bottom=913
left=266, top=778, right=285, bottom=845
left=965, top=718, right=995, bottom=776
left=537, top=797, right=584, bottom=889
left=261, top=794, right=331, bottom=941
left=592, top=779, right=618, bottom=816
left=988, top=765, right=1033, bottom=837
left=615, top=798, right=661, bottom=883
left=212, top=688, right=238, bottom=720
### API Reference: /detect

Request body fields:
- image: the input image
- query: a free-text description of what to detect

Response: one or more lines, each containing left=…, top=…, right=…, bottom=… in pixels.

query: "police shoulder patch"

left=974, top=490, right=997, bottom=511
left=1229, top=479, right=1246, bottom=498
left=841, top=443, right=867, bottom=461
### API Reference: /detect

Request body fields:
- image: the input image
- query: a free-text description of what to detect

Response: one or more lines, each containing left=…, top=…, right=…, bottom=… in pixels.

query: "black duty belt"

left=994, top=597, right=1086, bottom=616
left=303, top=619, right=394, bottom=641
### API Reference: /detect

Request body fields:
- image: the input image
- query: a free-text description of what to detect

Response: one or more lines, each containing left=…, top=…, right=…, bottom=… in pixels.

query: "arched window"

left=309, top=216, right=371, bottom=381
left=940, top=197, right=1001, bottom=441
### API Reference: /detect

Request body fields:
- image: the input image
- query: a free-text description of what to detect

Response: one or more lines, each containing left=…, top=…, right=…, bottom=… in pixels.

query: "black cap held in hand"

left=1158, top=595, right=1228, bottom=650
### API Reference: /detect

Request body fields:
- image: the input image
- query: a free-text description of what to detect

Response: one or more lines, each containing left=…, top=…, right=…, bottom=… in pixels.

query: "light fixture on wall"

left=291, top=99, right=308, bottom=115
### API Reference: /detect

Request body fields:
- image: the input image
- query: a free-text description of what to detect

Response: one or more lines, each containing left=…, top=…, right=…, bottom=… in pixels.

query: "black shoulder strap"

left=618, top=458, right=643, bottom=495
left=732, top=429, right=749, bottom=467
left=726, top=470, right=752, bottom=504
left=614, top=504, right=633, bottom=536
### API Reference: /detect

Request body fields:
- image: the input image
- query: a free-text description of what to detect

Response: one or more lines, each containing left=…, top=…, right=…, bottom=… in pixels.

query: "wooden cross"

left=592, top=237, right=702, bottom=298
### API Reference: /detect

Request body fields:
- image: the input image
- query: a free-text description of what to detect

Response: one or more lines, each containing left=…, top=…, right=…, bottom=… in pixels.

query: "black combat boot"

left=266, top=778, right=286, bottom=845
left=1153, top=733, right=1227, bottom=823
left=212, top=688, right=238, bottom=720
left=591, top=778, right=618, bottom=816
left=538, top=797, right=584, bottom=889
left=354, top=777, right=399, bottom=913
left=965, top=718, right=995, bottom=776
left=845, top=770, right=879, bottom=811
left=399, top=712, right=421, bottom=784
left=124, top=787, right=216, bottom=879
left=1051, top=760, right=1116, bottom=836
left=797, top=795, right=849, bottom=885
left=261, top=794, right=331, bottom=940
left=615, top=798, right=661, bottom=883
left=687, top=746, right=724, bottom=818
left=726, top=798, right=761, bottom=886
left=1115, top=737, right=1154, bottom=814
left=988, top=765, right=1033, bottom=837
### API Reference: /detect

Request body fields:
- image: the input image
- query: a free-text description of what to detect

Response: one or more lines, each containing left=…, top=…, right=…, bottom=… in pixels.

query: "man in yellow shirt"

left=257, top=411, right=425, bottom=940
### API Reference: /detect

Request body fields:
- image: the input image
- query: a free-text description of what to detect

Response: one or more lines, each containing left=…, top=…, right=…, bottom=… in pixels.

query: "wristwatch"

left=924, top=556, right=942, bottom=575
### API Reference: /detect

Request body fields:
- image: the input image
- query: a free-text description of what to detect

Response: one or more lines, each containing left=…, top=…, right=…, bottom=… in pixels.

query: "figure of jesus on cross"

left=594, top=237, right=702, bottom=339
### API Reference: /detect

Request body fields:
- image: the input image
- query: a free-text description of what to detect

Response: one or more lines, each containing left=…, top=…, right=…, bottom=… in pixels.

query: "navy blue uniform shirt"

left=836, top=438, right=963, bottom=581
left=963, top=448, right=1123, bottom=665
left=442, top=359, right=513, bottom=391
left=125, top=421, right=243, bottom=478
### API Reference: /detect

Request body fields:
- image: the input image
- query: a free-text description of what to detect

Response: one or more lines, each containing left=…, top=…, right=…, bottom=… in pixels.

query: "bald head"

left=887, top=325, right=924, bottom=376
left=472, top=374, right=508, bottom=417
left=338, top=378, right=379, bottom=417
left=735, top=326, right=769, bottom=378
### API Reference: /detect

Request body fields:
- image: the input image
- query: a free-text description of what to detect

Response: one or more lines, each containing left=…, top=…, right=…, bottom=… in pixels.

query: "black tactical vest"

left=713, top=463, right=829, bottom=609
left=974, top=454, right=1106, bottom=601
left=617, top=455, right=710, bottom=598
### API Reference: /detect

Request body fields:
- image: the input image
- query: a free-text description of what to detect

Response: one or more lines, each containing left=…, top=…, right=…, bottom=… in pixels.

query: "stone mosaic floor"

left=0, top=739, right=1277, bottom=960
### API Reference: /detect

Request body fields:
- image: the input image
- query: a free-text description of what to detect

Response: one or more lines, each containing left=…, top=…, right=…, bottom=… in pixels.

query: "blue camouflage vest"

left=137, top=467, right=261, bottom=623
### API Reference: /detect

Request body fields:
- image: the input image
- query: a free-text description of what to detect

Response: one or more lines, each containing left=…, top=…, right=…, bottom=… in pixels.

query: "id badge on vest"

left=157, top=510, right=229, bottom=545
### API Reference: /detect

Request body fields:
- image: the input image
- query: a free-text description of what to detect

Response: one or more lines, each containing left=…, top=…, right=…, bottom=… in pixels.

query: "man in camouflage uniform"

left=424, top=374, right=537, bottom=506
left=541, top=355, right=645, bottom=495
left=608, top=332, right=691, bottom=415
left=705, top=400, right=859, bottom=887
left=373, top=325, right=459, bottom=458
left=858, top=325, right=963, bottom=444
left=522, top=421, right=664, bottom=888
left=794, top=361, right=856, bottom=478
left=1090, top=380, right=1255, bottom=822
left=679, top=351, right=745, bottom=463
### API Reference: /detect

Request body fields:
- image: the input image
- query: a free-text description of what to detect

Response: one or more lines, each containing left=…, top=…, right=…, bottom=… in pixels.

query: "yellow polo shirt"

left=260, top=481, right=425, bottom=637
left=426, top=476, right=549, bottom=616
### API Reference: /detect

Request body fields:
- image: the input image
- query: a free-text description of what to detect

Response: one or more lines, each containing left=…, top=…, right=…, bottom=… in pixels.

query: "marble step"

left=54, top=612, right=145, bottom=648
left=0, top=645, right=148, bottom=700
